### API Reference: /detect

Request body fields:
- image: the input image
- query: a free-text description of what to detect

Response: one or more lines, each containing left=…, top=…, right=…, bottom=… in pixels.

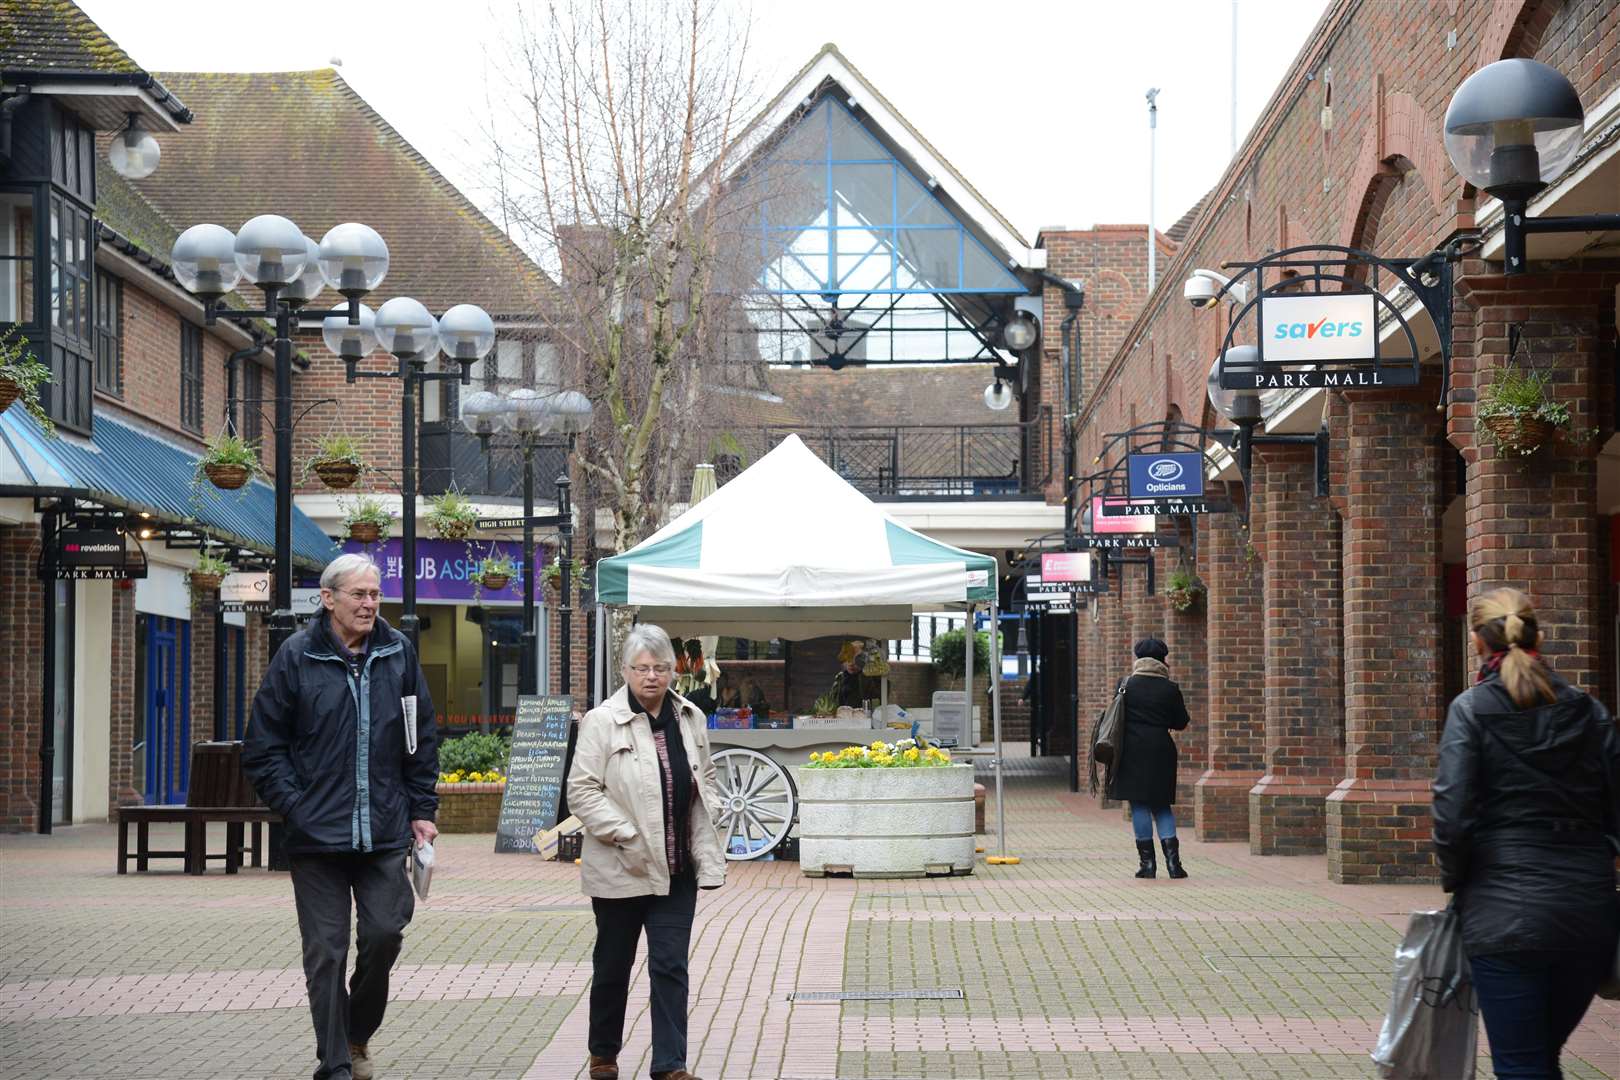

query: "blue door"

left=143, top=617, right=191, bottom=805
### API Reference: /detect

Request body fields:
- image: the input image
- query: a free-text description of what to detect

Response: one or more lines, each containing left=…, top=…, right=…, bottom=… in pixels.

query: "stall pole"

left=985, top=594, right=1019, bottom=865
left=593, top=604, right=608, bottom=707
left=963, top=605, right=973, bottom=748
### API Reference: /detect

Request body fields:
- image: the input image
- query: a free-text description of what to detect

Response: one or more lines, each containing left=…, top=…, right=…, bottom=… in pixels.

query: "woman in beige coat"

left=566, top=624, right=726, bottom=1080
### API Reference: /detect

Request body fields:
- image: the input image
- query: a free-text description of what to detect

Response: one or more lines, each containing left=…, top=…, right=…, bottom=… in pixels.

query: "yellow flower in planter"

left=903, top=747, right=920, bottom=762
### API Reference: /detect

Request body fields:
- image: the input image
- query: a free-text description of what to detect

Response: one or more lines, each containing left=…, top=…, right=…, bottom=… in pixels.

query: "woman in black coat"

left=1432, top=588, right=1619, bottom=1080
left=1107, top=638, right=1192, bottom=879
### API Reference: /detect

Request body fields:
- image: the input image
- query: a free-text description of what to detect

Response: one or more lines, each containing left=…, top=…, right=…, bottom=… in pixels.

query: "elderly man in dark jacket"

left=1107, top=638, right=1192, bottom=879
left=244, top=553, right=439, bottom=1080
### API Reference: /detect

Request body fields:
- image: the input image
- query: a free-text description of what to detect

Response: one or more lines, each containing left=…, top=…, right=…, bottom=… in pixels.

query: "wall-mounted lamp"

left=108, top=112, right=160, bottom=179
left=1443, top=58, right=1618, bottom=273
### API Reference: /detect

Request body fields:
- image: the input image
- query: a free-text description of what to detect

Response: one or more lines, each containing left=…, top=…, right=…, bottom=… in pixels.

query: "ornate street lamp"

left=465, top=388, right=594, bottom=696
left=171, top=215, right=389, bottom=656
left=1443, top=59, right=1618, bottom=273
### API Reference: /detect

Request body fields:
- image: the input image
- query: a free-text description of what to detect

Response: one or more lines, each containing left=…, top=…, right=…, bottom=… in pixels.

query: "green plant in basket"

left=804, top=738, right=953, bottom=769
left=196, top=432, right=262, bottom=490
left=426, top=490, right=479, bottom=539
left=1477, top=365, right=1571, bottom=458
left=0, top=324, right=55, bottom=436
left=1164, top=567, right=1205, bottom=613
left=930, top=628, right=1002, bottom=685
left=474, top=552, right=520, bottom=591
left=189, top=550, right=233, bottom=590
left=304, top=433, right=367, bottom=488
left=340, top=496, right=394, bottom=543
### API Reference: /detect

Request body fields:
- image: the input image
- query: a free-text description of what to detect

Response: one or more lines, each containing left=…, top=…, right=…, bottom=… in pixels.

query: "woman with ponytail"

left=1432, top=588, right=1620, bottom=1079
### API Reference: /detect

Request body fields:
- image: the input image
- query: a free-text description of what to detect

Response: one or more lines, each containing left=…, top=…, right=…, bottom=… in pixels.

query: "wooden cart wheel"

left=710, top=748, right=796, bottom=861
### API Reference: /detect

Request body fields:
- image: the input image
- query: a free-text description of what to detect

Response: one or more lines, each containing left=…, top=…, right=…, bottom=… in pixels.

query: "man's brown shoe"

left=650, top=1071, right=702, bottom=1080
left=348, top=1043, right=374, bottom=1080
left=587, top=1055, right=618, bottom=1080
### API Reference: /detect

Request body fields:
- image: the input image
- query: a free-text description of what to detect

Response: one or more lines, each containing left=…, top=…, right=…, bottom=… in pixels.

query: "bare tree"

left=485, top=0, right=772, bottom=554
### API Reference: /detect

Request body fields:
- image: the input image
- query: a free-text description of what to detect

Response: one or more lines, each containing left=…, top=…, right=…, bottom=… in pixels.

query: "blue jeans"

left=1129, top=803, right=1176, bottom=842
left=1469, top=949, right=1611, bottom=1079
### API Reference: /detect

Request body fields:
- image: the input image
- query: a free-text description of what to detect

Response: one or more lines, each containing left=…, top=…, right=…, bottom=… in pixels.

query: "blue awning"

left=0, top=408, right=338, bottom=570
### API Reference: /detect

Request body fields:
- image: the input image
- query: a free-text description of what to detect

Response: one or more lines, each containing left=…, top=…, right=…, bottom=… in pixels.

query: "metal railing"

left=720, top=408, right=1050, bottom=499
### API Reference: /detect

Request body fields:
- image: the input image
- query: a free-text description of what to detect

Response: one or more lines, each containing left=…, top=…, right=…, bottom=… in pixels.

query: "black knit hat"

left=1133, top=637, right=1169, bottom=661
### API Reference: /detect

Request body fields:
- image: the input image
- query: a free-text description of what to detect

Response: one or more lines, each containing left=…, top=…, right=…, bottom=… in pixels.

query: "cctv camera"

left=1183, top=274, right=1221, bottom=309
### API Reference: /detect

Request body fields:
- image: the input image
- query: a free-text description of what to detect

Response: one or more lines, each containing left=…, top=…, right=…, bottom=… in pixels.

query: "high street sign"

left=475, top=514, right=566, bottom=531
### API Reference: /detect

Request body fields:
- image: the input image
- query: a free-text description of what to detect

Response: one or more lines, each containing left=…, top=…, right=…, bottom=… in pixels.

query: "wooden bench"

left=118, top=741, right=280, bottom=875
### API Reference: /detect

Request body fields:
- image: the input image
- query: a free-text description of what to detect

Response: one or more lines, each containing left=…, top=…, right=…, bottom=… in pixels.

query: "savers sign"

left=1262, top=294, right=1375, bottom=363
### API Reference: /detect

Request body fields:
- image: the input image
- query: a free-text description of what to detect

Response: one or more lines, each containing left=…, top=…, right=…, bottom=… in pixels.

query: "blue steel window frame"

left=752, top=99, right=1024, bottom=297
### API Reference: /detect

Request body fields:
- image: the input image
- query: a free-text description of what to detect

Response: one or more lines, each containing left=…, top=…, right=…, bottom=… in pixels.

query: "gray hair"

left=621, top=623, right=676, bottom=671
left=320, top=552, right=381, bottom=591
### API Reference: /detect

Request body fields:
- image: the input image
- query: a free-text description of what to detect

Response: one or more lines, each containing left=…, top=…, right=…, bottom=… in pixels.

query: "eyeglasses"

left=628, top=664, right=672, bottom=676
left=338, top=588, right=383, bottom=603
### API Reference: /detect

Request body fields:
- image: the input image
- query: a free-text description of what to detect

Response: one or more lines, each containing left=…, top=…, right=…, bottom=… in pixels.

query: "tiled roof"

left=0, top=0, right=141, bottom=75
left=0, top=1, right=191, bottom=121
left=1166, top=189, right=1214, bottom=244
left=128, top=69, right=550, bottom=316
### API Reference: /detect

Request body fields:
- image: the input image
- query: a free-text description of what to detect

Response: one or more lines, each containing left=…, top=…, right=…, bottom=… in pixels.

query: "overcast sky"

left=79, top=0, right=1329, bottom=246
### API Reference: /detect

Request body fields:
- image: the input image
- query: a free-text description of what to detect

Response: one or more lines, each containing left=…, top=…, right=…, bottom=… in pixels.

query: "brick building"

left=1046, top=0, right=1619, bottom=883
left=0, top=3, right=336, bottom=830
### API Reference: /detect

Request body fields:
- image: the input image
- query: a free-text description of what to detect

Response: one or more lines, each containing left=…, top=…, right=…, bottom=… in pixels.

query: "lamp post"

left=171, top=214, right=389, bottom=657
left=346, top=298, right=497, bottom=650
left=463, top=388, right=595, bottom=696
left=1443, top=59, right=1619, bottom=274
left=1205, top=347, right=1326, bottom=520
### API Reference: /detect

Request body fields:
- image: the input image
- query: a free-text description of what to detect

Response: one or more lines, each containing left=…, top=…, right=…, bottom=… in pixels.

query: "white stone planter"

left=796, top=763, right=976, bottom=878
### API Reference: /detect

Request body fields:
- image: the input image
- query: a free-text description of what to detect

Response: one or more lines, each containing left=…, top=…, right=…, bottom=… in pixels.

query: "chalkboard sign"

left=494, top=695, right=575, bottom=854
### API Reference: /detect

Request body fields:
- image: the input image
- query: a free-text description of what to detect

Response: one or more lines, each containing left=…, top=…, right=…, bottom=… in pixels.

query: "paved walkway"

left=2, top=762, right=1615, bottom=1079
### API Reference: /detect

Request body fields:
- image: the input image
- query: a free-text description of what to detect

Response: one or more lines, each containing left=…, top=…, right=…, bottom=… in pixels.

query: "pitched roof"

left=0, top=0, right=191, bottom=122
left=0, top=0, right=141, bottom=75
left=128, top=69, right=549, bottom=316
left=1166, top=189, right=1213, bottom=244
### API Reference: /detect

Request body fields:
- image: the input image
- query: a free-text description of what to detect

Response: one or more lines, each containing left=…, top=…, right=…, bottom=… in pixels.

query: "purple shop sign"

left=298, top=538, right=550, bottom=604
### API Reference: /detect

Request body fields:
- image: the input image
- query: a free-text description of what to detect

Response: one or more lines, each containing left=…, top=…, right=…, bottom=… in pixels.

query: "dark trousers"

left=588, top=871, right=698, bottom=1074
left=289, top=850, right=416, bottom=1080
left=1470, top=948, right=1612, bottom=1079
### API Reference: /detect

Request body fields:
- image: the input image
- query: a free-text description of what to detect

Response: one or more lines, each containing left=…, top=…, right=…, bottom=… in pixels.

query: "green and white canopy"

left=595, top=435, right=996, bottom=641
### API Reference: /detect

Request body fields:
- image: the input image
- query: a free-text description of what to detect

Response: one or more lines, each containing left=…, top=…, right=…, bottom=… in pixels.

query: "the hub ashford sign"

left=1213, top=244, right=1449, bottom=392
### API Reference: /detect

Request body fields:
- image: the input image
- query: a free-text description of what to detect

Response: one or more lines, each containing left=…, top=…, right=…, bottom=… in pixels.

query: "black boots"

left=1162, top=836, right=1189, bottom=879
left=1133, top=839, right=1156, bottom=878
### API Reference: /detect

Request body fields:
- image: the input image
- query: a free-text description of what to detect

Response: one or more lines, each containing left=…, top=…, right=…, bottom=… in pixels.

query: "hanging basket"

left=189, top=571, right=224, bottom=592
left=203, top=462, right=251, bottom=491
left=479, top=573, right=511, bottom=591
left=1166, top=586, right=1203, bottom=613
left=0, top=376, right=20, bottom=414
left=434, top=518, right=473, bottom=541
left=348, top=521, right=382, bottom=544
left=1481, top=414, right=1559, bottom=456
left=312, top=459, right=362, bottom=490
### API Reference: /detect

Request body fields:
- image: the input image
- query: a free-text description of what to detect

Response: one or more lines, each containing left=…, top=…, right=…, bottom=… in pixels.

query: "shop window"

left=94, top=270, right=122, bottom=395
left=180, top=323, right=204, bottom=433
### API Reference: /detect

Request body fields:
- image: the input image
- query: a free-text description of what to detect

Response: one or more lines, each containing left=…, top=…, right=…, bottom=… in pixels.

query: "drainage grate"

left=789, top=988, right=964, bottom=1002
left=1202, top=952, right=1386, bottom=976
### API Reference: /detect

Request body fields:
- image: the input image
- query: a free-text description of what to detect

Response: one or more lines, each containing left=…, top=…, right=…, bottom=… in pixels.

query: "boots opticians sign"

left=1261, top=294, right=1376, bottom=363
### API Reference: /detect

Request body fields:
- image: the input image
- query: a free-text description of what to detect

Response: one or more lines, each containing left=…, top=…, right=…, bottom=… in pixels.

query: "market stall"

left=593, top=434, right=1009, bottom=865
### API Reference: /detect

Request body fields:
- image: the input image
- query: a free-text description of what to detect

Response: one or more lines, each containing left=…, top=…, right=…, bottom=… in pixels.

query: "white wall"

left=73, top=580, right=112, bottom=823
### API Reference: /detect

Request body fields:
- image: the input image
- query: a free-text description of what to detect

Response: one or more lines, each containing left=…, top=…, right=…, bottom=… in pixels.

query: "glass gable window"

left=43, top=193, right=94, bottom=432
left=748, top=99, right=1025, bottom=297
left=1, top=190, right=35, bottom=325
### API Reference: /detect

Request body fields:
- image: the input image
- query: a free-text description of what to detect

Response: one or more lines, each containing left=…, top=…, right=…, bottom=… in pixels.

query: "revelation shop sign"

left=55, top=528, right=147, bottom=580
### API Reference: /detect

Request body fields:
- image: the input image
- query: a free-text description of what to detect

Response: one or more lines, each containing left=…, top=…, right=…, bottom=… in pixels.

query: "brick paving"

left=1, top=759, right=1615, bottom=1079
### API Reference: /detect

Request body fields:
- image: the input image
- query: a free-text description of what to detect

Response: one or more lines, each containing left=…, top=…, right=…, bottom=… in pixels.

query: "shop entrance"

left=483, top=613, right=523, bottom=717
left=135, top=614, right=191, bottom=805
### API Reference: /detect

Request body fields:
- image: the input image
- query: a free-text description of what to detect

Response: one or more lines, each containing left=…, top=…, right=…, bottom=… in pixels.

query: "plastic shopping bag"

left=1372, top=908, right=1478, bottom=1079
